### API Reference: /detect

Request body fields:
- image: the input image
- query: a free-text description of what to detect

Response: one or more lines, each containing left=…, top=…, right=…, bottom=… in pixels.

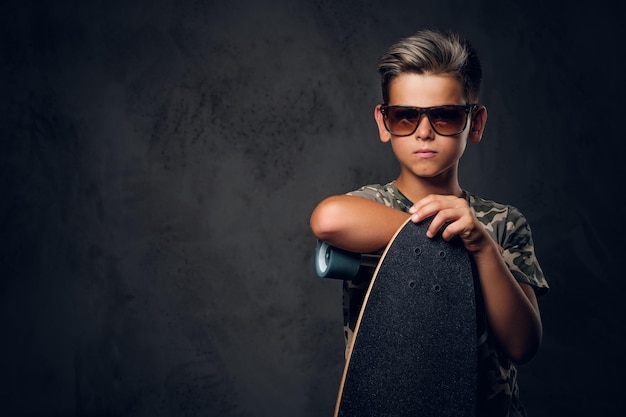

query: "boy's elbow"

left=508, top=329, right=542, bottom=365
left=509, top=344, right=539, bottom=365
left=309, top=197, right=346, bottom=241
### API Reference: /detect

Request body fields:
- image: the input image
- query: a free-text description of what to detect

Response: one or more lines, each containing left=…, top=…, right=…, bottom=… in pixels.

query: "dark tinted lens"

left=386, top=108, right=419, bottom=135
left=428, top=106, right=467, bottom=135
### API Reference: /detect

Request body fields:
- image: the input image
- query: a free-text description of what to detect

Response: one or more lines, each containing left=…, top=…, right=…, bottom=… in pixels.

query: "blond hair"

left=378, top=29, right=482, bottom=104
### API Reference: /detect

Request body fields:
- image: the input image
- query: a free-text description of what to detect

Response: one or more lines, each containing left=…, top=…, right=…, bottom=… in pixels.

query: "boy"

left=310, top=29, right=549, bottom=416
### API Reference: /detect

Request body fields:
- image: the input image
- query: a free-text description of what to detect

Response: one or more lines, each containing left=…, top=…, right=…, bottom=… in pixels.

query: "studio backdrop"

left=1, top=1, right=624, bottom=416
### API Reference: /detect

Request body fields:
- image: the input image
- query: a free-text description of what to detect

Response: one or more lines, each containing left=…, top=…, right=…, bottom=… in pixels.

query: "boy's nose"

left=414, top=115, right=434, bottom=139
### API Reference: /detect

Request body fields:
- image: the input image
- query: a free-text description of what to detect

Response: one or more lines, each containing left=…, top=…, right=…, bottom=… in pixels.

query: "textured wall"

left=1, top=0, right=624, bottom=416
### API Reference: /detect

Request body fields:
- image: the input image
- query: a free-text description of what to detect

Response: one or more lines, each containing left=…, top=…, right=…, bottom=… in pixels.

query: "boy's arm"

left=469, top=242, right=542, bottom=364
left=309, top=195, right=409, bottom=254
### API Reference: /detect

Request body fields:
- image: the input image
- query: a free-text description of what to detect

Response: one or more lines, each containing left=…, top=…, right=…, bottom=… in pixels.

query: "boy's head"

left=378, top=30, right=482, bottom=105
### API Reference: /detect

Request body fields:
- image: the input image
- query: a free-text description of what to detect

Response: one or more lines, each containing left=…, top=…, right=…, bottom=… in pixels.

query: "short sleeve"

left=500, top=206, right=550, bottom=296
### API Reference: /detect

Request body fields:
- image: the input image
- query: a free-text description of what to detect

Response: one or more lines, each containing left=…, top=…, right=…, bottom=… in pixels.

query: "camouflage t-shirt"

left=343, top=181, right=549, bottom=417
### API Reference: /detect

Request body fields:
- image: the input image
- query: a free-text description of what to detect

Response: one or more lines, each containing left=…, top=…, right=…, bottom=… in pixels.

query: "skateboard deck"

left=323, top=218, right=478, bottom=417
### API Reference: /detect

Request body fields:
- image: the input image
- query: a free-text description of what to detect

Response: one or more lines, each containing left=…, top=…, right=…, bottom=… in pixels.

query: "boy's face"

left=374, top=73, right=486, bottom=182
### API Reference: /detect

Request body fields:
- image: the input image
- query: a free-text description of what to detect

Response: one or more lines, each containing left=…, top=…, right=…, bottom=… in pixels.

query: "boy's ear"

left=374, top=105, right=392, bottom=143
left=469, top=105, right=488, bottom=144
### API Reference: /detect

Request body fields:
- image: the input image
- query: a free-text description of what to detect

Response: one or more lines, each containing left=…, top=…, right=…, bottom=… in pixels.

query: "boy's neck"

left=395, top=173, right=464, bottom=203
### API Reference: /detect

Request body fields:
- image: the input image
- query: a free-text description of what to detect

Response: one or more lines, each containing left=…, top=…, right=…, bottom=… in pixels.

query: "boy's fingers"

left=425, top=209, right=456, bottom=238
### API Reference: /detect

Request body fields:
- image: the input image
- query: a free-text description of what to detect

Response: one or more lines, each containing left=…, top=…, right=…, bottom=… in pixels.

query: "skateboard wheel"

left=315, top=240, right=361, bottom=279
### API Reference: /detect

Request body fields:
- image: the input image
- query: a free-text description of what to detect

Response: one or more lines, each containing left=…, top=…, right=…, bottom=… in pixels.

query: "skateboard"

left=315, top=217, right=478, bottom=417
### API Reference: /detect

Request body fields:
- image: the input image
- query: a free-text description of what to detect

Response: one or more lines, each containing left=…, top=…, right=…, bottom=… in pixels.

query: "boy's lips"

left=414, top=148, right=437, bottom=158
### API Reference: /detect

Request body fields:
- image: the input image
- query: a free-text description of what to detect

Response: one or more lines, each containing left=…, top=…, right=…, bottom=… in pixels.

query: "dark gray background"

left=2, top=0, right=624, bottom=416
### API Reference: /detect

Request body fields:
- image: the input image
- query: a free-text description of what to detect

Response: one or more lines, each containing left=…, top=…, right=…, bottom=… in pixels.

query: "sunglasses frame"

left=380, top=104, right=478, bottom=137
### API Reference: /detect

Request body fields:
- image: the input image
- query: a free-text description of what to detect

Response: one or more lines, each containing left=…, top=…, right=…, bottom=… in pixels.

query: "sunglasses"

left=380, top=104, right=477, bottom=137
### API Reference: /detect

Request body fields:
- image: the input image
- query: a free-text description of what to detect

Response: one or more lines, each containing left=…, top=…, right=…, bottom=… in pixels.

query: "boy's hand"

left=408, top=194, right=493, bottom=255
